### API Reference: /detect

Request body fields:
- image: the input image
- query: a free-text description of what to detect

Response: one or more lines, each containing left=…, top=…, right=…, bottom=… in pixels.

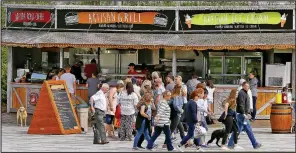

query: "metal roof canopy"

left=1, top=30, right=295, bottom=50
left=2, top=4, right=295, bottom=10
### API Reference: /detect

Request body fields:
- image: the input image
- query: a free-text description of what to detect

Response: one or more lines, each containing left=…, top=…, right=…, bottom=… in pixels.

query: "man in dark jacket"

left=71, top=61, right=84, bottom=83
left=228, top=82, right=262, bottom=149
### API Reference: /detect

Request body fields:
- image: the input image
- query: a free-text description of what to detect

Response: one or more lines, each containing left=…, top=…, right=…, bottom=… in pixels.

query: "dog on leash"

left=207, top=129, right=225, bottom=147
left=17, top=107, right=27, bottom=127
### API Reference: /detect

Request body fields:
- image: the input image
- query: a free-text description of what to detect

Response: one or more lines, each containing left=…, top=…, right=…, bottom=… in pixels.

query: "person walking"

left=117, top=82, right=139, bottom=141
left=136, top=85, right=156, bottom=149
left=176, top=88, right=205, bottom=152
left=147, top=91, right=176, bottom=151
left=164, top=76, right=186, bottom=145
left=186, top=73, right=200, bottom=96
left=105, top=81, right=118, bottom=137
left=228, top=82, right=262, bottom=149
left=165, top=75, right=175, bottom=92
left=249, top=71, right=258, bottom=121
left=86, top=72, right=100, bottom=105
left=133, top=92, right=153, bottom=150
left=220, top=89, right=242, bottom=150
left=90, top=83, right=110, bottom=145
left=60, top=65, right=76, bottom=102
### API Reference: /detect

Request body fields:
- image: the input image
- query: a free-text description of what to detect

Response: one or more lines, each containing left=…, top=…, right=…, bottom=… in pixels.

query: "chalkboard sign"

left=51, top=89, right=78, bottom=130
left=28, top=80, right=81, bottom=135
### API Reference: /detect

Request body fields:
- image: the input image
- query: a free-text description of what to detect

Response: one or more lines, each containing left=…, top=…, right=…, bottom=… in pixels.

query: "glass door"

left=208, top=57, right=223, bottom=84
left=244, top=57, right=262, bottom=85
left=224, top=57, right=242, bottom=84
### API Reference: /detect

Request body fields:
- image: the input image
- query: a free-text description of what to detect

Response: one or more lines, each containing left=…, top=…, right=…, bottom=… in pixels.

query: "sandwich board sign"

left=28, top=80, right=81, bottom=135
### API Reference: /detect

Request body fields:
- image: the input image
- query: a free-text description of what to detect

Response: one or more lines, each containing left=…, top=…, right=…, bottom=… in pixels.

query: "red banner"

left=10, top=10, right=51, bottom=23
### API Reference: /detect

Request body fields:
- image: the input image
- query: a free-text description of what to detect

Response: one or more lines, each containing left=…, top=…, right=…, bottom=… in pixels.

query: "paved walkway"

left=1, top=113, right=295, bottom=152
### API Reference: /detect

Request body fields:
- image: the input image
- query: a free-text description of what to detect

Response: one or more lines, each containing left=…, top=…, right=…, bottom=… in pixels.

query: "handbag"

left=194, top=122, right=207, bottom=138
left=115, top=105, right=121, bottom=118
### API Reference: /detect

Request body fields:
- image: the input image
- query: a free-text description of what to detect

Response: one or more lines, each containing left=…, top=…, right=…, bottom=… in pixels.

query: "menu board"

left=51, top=88, right=78, bottom=130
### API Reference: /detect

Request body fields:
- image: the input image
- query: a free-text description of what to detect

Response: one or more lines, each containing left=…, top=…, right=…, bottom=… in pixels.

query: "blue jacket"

left=184, top=99, right=198, bottom=124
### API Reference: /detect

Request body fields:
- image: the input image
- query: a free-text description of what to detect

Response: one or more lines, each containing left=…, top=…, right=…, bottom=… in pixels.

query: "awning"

left=1, top=30, right=295, bottom=50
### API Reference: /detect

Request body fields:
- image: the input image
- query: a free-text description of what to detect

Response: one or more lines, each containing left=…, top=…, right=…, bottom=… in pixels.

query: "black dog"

left=207, top=129, right=225, bottom=147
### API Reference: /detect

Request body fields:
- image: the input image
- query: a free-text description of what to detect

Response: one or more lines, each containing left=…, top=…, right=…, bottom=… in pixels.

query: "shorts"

left=105, top=114, right=115, bottom=125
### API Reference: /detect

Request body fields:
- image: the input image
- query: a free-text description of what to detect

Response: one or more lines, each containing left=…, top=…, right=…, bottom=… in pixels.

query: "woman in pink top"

left=105, top=84, right=118, bottom=137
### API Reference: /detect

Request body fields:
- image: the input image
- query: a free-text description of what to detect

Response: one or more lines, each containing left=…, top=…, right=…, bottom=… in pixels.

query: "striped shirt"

left=155, top=100, right=171, bottom=127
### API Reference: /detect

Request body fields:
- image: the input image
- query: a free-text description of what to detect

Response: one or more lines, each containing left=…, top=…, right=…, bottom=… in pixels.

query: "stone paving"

left=1, top=113, right=295, bottom=152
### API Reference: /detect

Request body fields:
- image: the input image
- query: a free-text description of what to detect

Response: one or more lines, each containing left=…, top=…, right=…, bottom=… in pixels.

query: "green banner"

left=187, top=12, right=287, bottom=26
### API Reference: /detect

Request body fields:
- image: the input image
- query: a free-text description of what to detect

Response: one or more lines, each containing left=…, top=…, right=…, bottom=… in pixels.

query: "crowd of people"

left=83, top=62, right=264, bottom=152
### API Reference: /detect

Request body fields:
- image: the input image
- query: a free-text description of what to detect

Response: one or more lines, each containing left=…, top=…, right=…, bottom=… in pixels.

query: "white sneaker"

left=221, top=146, right=230, bottom=150
left=176, top=145, right=185, bottom=152
left=241, top=131, right=246, bottom=135
left=234, top=145, right=244, bottom=150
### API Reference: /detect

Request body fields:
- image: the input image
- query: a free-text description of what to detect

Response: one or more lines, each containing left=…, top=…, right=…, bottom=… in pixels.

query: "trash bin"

left=77, top=103, right=89, bottom=133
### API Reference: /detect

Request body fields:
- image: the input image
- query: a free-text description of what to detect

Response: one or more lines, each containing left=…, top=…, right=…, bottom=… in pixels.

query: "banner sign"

left=6, top=8, right=55, bottom=28
left=180, top=10, right=293, bottom=30
left=57, top=10, right=175, bottom=31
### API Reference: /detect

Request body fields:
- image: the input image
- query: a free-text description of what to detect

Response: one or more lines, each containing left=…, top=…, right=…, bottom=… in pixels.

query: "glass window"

left=208, top=57, right=222, bottom=74
left=225, top=57, right=241, bottom=74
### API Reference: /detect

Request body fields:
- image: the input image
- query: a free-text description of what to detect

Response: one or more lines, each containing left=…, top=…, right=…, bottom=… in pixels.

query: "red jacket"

left=84, top=64, right=98, bottom=78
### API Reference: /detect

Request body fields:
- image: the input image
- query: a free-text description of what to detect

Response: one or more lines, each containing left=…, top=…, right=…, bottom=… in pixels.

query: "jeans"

left=251, top=96, right=257, bottom=120
left=147, top=125, right=174, bottom=151
left=228, top=113, right=259, bottom=148
left=138, top=123, right=152, bottom=147
left=94, top=109, right=107, bottom=142
left=200, top=118, right=208, bottom=131
left=180, top=122, right=199, bottom=146
left=133, top=120, right=151, bottom=148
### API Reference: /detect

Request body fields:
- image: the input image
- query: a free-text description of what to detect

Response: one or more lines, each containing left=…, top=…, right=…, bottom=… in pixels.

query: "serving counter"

left=7, top=83, right=88, bottom=114
left=213, top=86, right=280, bottom=119
left=8, top=82, right=281, bottom=119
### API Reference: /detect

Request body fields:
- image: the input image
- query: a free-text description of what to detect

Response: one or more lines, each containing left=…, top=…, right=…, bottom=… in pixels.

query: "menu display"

left=51, top=89, right=78, bottom=130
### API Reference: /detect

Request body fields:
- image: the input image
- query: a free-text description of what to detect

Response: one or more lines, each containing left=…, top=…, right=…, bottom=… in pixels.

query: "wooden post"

left=7, top=47, right=13, bottom=113
left=292, top=49, right=296, bottom=98
left=59, top=48, right=64, bottom=68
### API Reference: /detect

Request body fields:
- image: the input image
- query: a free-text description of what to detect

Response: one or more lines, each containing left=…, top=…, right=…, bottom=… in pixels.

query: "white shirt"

left=203, top=99, right=208, bottom=116
left=206, top=86, right=215, bottom=104
left=60, top=73, right=76, bottom=94
left=133, top=84, right=141, bottom=100
left=91, top=90, right=107, bottom=111
left=118, top=91, right=139, bottom=115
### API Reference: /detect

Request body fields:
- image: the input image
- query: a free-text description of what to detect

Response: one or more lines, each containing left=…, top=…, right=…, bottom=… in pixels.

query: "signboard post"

left=28, top=80, right=81, bottom=135
left=179, top=10, right=294, bottom=31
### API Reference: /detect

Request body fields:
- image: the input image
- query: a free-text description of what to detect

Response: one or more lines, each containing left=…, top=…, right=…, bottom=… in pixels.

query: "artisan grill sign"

left=57, top=10, right=175, bottom=31
left=6, top=8, right=55, bottom=28
left=180, top=10, right=293, bottom=30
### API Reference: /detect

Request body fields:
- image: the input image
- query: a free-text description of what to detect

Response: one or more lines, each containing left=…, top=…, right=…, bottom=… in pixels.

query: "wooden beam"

left=6, top=47, right=13, bottom=113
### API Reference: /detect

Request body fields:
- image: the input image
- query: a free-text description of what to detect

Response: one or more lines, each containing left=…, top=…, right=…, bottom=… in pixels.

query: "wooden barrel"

left=270, top=104, right=292, bottom=133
